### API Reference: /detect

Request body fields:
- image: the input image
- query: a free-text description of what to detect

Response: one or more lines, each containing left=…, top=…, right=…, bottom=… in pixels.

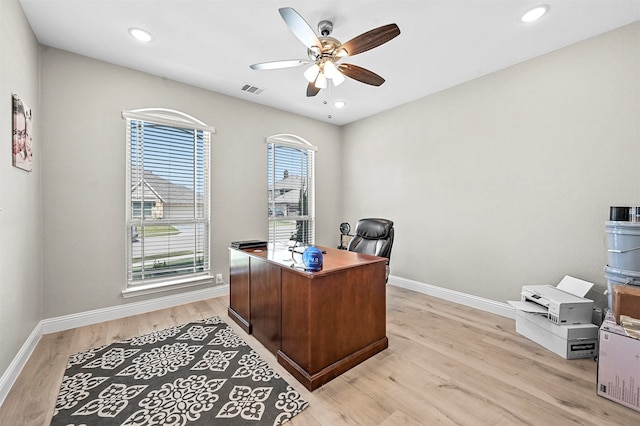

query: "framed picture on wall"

left=12, top=94, right=33, bottom=172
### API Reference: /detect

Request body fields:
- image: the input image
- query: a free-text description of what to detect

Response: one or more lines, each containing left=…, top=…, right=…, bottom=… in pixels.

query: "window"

left=133, top=201, right=155, bottom=218
left=267, top=134, right=316, bottom=246
left=123, top=108, right=214, bottom=292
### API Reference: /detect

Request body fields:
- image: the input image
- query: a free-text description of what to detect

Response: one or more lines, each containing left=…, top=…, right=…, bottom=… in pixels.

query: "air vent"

left=241, top=83, right=264, bottom=95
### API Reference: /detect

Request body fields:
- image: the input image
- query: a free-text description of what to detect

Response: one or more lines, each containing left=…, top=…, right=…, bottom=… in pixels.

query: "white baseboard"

left=388, top=275, right=516, bottom=319
left=40, top=285, right=229, bottom=335
left=0, top=285, right=229, bottom=407
left=0, top=324, right=42, bottom=409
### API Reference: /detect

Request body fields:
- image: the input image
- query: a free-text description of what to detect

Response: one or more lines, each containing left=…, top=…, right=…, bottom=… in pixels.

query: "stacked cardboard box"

left=597, top=310, right=640, bottom=413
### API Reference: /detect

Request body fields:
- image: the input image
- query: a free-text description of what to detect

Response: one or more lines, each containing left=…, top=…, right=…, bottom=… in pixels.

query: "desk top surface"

left=230, top=243, right=386, bottom=277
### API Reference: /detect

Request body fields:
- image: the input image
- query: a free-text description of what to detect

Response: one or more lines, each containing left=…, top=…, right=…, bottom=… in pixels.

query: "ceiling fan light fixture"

left=323, top=60, right=338, bottom=78
left=304, top=64, right=321, bottom=83
left=315, top=72, right=328, bottom=89
left=521, top=5, right=550, bottom=23
left=334, top=100, right=346, bottom=108
left=332, top=70, right=346, bottom=86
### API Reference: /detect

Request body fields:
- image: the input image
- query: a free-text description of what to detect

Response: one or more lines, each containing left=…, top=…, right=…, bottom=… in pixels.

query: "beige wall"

left=0, top=0, right=42, bottom=374
left=39, top=47, right=342, bottom=318
left=342, top=22, right=640, bottom=307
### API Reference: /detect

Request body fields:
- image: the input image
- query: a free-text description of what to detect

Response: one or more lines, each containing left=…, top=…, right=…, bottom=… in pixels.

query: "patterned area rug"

left=50, top=316, right=308, bottom=425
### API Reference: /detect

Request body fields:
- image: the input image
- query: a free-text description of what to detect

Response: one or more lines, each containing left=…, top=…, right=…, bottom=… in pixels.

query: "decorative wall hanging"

left=12, top=94, right=33, bottom=172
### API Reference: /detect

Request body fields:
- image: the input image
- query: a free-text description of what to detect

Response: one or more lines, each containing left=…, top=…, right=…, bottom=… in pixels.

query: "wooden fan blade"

left=250, top=59, right=310, bottom=70
left=338, top=64, right=385, bottom=86
left=306, top=82, right=321, bottom=97
left=338, top=23, right=400, bottom=57
left=279, top=7, right=322, bottom=50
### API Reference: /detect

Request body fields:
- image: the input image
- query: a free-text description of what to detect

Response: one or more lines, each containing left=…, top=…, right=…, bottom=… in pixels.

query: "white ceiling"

left=19, top=0, right=640, bottom=125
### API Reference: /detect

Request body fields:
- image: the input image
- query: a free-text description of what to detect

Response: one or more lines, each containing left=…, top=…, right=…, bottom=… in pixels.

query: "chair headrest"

left=355, top=218, right=394, bottom=239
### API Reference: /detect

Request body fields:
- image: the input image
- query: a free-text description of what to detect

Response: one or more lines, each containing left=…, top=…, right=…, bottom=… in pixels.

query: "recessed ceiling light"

left=334, top=100, right=346, bottom=108
left=521, top=5, right=550, bottom=23
left=128, top=27, right=153, bottom=42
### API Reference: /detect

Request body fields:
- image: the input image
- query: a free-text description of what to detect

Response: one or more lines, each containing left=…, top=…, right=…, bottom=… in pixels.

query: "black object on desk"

left=230, top=240, right=267, bottom=249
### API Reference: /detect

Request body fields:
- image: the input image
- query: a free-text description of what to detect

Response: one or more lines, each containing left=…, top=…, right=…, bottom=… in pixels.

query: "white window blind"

left=267, top=135, right=316, bottom=246
left=123, top=109, right=213, bottom=288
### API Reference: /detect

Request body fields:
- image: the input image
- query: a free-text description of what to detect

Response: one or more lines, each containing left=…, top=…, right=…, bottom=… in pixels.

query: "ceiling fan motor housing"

left=308, top=36, right=342, bottom=62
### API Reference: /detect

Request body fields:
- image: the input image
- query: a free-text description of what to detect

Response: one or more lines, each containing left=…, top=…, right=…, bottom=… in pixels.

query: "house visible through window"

left=123, top=108, right=214, bottom=292
left=267, top=134, right=316, bottom=246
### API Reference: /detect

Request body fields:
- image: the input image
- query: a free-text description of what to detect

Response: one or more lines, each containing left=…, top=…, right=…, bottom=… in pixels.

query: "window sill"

left=122, top=275, right=214, bottom=298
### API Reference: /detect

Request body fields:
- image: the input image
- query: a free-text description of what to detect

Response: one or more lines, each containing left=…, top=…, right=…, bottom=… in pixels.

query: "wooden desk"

left=228, top=244, right=388, bottom=391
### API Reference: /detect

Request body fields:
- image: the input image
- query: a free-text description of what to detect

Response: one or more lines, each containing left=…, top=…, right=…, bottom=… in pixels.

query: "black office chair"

left=347, top=218, right=394, bottom=282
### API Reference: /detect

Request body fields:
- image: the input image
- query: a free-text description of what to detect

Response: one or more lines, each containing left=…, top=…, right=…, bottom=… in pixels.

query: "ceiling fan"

left=250, top=7, right=400, bottom=97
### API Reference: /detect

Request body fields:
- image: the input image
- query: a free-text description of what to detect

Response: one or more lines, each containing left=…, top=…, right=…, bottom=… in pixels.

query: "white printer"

left=521, top=284, right=593, bottom=324
left=509, top=275, right=598, bottom=359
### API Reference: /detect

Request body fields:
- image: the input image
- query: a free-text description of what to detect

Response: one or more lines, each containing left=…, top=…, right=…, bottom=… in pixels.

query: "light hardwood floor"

left=1, top=285, right=638, bottom=425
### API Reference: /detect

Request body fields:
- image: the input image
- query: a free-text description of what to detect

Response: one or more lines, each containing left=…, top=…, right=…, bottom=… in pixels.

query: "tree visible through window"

left=267, top=134, right=316, bottom=246
left=123, top=108, right=214, bottom=289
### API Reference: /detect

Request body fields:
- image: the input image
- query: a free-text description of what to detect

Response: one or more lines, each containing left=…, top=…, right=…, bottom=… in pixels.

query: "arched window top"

left=122, top=108, right=216, bottom=133
left=267, top=133, right=317, bottom=151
